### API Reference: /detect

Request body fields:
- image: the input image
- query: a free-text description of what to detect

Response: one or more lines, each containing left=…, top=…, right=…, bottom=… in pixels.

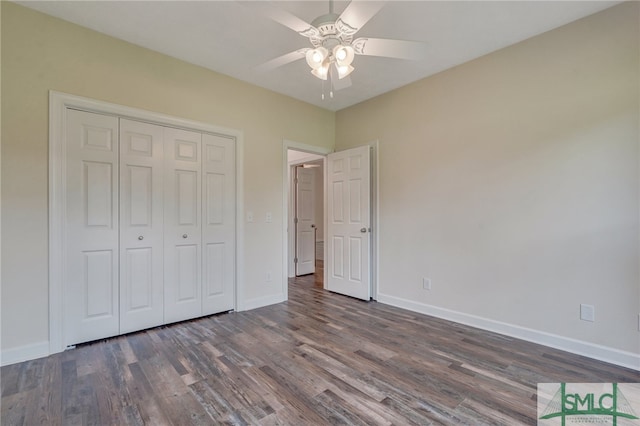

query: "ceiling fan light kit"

left=253, top=0, right=424, bottom=100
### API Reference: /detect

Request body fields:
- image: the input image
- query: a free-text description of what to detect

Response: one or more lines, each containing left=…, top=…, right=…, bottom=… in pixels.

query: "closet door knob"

left=182, top=234, right=188, bottom=239
left=138, top=236, right=144, bottom=240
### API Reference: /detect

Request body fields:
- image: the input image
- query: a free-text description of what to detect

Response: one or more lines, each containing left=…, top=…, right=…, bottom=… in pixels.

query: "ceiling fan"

left=249, top=0, right=425, bottom=99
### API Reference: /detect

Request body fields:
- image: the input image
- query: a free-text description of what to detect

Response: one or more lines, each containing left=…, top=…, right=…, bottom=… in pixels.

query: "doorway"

left=281, top=140, right=378, bottom=303
left=287, top=150, right=325, bottom=280
left=281, top=141, right=330, bottom=301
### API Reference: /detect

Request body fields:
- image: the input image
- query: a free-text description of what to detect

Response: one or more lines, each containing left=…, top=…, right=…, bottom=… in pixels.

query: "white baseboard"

left=1, top=341, right=50, bottom=367
left=6, top=297, right=638, bottom=371
left=376, top=293, right=640, bottom=372
left=243, top=293, right=286, bottom=311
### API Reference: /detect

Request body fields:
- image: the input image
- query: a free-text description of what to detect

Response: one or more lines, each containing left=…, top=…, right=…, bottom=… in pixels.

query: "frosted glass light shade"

left=337, top=64, right=354, bottom=79
left=311, top=65, right=329, bottom=80
left=305, top=47, right=328, bottom=69
left=333, top=45, right=354, bottom=66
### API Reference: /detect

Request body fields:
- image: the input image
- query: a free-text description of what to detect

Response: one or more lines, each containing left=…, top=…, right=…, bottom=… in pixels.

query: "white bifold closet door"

left=65, top=109, right=120, bottom=345
left=201, top=134, right=236, bottom=315
left=163, top=127, right=203, bottom=323
left=119, top=119, right=165, bottom=334
left=64, top=109, right=235, bottom=347
left=163, top=130, right=236, bottom=323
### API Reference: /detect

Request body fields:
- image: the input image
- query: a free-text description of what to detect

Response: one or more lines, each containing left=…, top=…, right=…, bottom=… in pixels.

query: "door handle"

left=311, top=224, right=316, bottom=228
left=138, top=236, right=144, bottom=240
left=182, top=234, right=188, bottom=239
left=360, top=228, right=367, bottom=233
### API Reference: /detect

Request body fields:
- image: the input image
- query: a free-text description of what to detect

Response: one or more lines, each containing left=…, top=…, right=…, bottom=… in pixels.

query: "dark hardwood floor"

left=2, top=262, right=639, bottom=425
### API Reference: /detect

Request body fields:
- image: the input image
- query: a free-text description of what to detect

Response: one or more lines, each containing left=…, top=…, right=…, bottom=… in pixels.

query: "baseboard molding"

left=376, top=293, right=640, bottom=372
left=5, top=297, right=637, bottom=371
left=1, top=341, right=50, bottom=367
left=243, top=293, right=286, bottom=311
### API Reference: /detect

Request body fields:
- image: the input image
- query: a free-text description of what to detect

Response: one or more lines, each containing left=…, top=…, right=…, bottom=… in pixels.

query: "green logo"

left=539, top=383, right=639, bottom=425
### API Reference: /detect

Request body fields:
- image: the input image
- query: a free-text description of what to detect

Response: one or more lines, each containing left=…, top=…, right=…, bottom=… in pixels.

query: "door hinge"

left=294, top=257, right=298, bottom=263
left=294, top=217, right=298, bottom=224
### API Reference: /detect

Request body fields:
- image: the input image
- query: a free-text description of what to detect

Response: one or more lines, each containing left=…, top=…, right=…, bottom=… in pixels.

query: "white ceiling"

left=17, top=0, right=619, bottom=111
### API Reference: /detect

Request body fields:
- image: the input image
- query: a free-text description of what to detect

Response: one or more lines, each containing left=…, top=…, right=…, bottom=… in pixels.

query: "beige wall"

left=336, top=3, right=639, bottom=354
left=0, top=2, right=334, bottom=352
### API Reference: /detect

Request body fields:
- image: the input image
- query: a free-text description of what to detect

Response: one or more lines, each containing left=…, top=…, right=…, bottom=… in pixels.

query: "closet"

left=64, top=109, right=235, bottom=346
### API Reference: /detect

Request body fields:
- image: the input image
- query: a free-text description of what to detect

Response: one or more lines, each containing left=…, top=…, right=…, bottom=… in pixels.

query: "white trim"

left=243, top=293, right=286, bottom=311
left=1, top=341, right=50, bottom=367
left=288, top=153, right=324, bottom=166
left=282, top=140, right=331, bottom=301
left=377, top=293, right=640, bottom=371
left=49, top=92, right=66, bottom=356
left=287, top=164, right=297, bottom=278
left=235, top=136, right=245, bottom=312
left=369, top=140, right=380, bottom=300
left=49, top=91, right=244, bottom=353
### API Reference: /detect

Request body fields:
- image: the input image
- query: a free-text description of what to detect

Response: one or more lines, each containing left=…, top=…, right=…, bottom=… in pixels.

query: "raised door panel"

left=84, top=250, right=116, bottom=318
left=119, top=119, right=164, bottom=333
left=176, top=245, right=199, bottom=301
left=164, top=127, right=203, bottom=323
left=201, top=134, right=235, bottom=315
left=65, top=109, right=119, bottom=346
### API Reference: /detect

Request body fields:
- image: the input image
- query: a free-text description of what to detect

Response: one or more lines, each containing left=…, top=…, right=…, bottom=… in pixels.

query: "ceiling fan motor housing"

left=310, top=13, right=353, bottom=51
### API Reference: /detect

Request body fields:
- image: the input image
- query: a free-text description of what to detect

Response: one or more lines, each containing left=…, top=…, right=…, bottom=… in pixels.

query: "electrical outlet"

left=580, top=304, right=595, bottom=322
left=247, top=211, right=254, bottom=223
left=265, top=212, right=272, bottom=223
left=266, top=271, right=272, bottom=282
left=422, top=277, right=431, bottom=290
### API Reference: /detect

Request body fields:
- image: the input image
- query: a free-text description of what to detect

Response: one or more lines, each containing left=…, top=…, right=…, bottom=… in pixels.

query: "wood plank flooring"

left=2, top=264, right=639, bottom=425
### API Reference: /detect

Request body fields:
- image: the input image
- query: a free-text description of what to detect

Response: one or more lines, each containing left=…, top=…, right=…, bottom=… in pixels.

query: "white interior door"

left=295, top=166, right=316, bottom=276
left=327, top=146, right=371, bottom=300
left=164, top=127, right=203, bottom=323
left=65, top=109, right=120, bottom=345
left=119, top=119, right=165, bottom=333
left=201, top=133, right=236, bottom=315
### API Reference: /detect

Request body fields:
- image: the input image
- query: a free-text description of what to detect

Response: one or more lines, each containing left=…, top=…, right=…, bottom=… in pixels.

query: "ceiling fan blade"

left=241, top=2, right=319, bottom=38
left=352, top=37, right=426, bottom=60
left=336, top=1, right=386, bottom=35
left=255, top=49, right=308, bottom=73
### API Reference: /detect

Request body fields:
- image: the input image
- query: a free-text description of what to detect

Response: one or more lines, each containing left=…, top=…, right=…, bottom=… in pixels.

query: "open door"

left=295, top=166, right=316, bottom=276
left=326, top=146, right=371, bottom=300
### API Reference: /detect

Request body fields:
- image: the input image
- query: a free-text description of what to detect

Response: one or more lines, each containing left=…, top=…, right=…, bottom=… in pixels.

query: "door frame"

left=281, top=140, right=379, bottom=300
left=49, top=91, right=245, bottom=354
left=282, top=141, right=329, bottom=301
left=288, top=157, right=323, bottom=278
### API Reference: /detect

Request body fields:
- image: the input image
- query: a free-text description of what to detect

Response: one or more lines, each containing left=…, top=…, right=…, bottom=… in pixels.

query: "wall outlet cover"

left=580, top=304, right=595, bottom=322
left=422, top=277, right=431, bottom=290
